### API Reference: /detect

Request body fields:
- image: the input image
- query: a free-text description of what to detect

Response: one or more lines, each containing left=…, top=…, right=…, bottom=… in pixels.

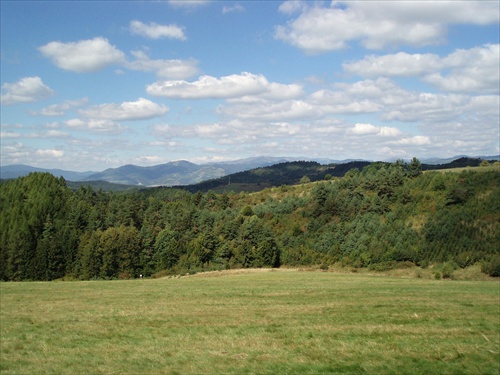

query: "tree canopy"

left=1, top=159, right=499, bottom=280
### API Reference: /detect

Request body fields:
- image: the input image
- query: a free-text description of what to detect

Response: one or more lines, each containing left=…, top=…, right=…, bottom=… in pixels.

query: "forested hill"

left=175, top=157, right=489, bottom=193
left=0, top=159, right=499, bottom=281
left=176, top=161, right=371, bottom=193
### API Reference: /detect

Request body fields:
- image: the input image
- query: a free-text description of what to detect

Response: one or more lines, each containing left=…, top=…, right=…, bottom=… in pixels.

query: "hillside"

left=1, top=159, right=498, bottom=281
left=176, top=157, right=493, bottom=194
left=177, top=160, right=371, bottom=193
left=0, top=164, right=96, bottom=181
left=3, top=156, right=496, bottom=189
left=81, top=160, right=227, bottom=186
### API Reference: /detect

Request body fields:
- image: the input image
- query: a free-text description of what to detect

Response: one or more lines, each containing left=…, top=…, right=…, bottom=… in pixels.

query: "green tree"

left=154, top=228, right=180, bottom=271
left=408, top=157, right=422, bottom=178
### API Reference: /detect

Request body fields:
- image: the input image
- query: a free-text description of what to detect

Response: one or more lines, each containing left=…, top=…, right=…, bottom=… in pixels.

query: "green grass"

left=424, top=164, right=500, bottom=174
left=1, top=269, right=499, bottom=374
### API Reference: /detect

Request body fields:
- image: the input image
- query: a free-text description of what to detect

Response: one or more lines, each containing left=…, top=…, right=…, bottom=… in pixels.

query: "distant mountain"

left=420, top=155, right=499, bottom=164
left=3, top=155, right=497, bottom=188
left=179, top=157, right=494, bottom=194
left=421, top=157, right=488, bottom=170
left=82, top=161, right=227, bottom=186
left=75, top=157, right=337, bottom=186
left=207, top=156, right=307, bottom=174
left=0, top=164, right=96, bottom=181
left=178, top=160, right=372, bottom=193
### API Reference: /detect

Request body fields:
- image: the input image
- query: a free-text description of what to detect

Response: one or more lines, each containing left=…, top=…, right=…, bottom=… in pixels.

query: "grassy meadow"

left=1, top=269, right=499, bottom=374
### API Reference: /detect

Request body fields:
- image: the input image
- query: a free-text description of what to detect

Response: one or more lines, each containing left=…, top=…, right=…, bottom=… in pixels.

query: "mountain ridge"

left=2, top=155, right=498, bottom=187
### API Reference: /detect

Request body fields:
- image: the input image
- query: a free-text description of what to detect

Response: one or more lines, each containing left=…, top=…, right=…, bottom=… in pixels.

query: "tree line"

left=1, top=158, right=498, bottom=281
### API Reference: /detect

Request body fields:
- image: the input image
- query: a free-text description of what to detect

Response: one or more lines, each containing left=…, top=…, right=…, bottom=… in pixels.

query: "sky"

left=1, top=0, right=499, bottom=172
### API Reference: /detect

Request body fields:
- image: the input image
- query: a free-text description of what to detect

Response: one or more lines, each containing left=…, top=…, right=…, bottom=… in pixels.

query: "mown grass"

left=1, top=269, right=499, bottom=374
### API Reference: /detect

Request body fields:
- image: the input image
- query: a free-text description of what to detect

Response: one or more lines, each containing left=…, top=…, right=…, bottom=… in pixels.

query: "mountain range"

left=2, top=155, right=498, bottom=187
left=0, top=156, right=341, bottom=186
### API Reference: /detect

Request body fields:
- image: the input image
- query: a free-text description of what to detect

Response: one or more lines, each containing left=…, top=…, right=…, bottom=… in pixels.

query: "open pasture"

left=1, top=270, right=499, bottom=374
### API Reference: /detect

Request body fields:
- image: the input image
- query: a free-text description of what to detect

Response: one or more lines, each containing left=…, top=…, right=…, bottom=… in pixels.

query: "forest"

left=1, top=158, right=499, bottom=281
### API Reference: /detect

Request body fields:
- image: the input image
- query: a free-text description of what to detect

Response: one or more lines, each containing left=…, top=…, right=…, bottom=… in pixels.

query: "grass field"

left=424, top=163, right=500, bottom=174
left=1, top=269, right=499, bottom=374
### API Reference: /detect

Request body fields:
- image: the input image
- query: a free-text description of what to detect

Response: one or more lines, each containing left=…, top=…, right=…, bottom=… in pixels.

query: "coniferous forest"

left=1, top=159, right=499, bottom=281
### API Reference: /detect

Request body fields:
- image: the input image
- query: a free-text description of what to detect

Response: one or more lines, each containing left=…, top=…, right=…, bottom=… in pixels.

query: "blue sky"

left=1, top=0, right=499, bottom=171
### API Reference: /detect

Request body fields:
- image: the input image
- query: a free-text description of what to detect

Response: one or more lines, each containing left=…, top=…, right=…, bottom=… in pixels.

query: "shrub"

left=368, top=261, right=397, bottom=272
left=441, top=262, right=456, bottom=279
left=480, top=160, right=490, bottom=167
left=456, top=252, right=477, bottom=269
left=481, top=254, right=500, bottom=277
left=241, top=205, right=254, bottom=216
left=434, top=271, right=442, bottom=280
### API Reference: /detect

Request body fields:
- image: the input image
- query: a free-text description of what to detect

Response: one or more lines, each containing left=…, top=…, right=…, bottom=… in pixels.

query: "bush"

left=441, top=262, right=457, bottom=279
left=368, top=261, right=397, bottom=272
left=481, top=254, right=500, bottom=277
left=434, top=271, right=442, bottom=280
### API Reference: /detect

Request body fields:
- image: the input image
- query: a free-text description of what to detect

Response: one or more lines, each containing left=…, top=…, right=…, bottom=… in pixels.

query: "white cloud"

left=147, top=72, right=303, bottom=100
left=222, top=4, right=244, bottom=14
left=348, top=123, right=402, bottom=137
left=392, top=136, right=431, bottom=146
left=0, top=131, right=22, bottom=138
left=343, top=44, right=500, bottom=94
left=126, top=50, right=199, bottom=79
left=343, top=52, right=442, bottom=77
left=168, top=0, right=210, bottom=9
left=379, top=127, right=402, bottom=137
left=275, top=1, right=499, bottom=53
left=349, top=123, right=381, bottom=135
left=130, top=20, right=186, bottom=40
left=216, top=75, right=500, bottom=144
left=39, top=37, right=125, bottom=73
left=36, top=149, right=64, bottom=158
left=219, top=99, right=321, bottom=121
left=382, top=93, right=470, bottom=123
left=278, top=1, right=307, bottom=15
left=79, top=98, right=168, bottom=121
left=65, top=118, right=126, bottom=134
left=424, top=44, right=500, bottom=93
left=31, top=98, right=88, bottom=116
left=1, top=76, right=54, bottom=105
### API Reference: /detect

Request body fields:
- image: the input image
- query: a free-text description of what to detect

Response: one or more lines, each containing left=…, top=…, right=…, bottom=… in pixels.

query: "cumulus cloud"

left=31, top=98, right=88, bottom=116
left=382, top=93, right=470, bottom=123
left=168, top=0, right=210, bottom=9
left=126, top=50, right=199, bottom=79
left=278, top=0, right=307, bottom=15
left=215, top=75, right=499, bottom=144
left=343, top=52, right=442, bottom=77
left=219, top=100, right=321, bottom=121
left=39, top=37, right=126, bottom=73
left=222, top=4, right=244, bottom=14
left=350, top=123, right=382, bottom=135
left=1, top=76, right=54, bottom=105
left=147, top=72, right=304, bottom=100
left=130, top=20, right=186, bottom=40
left=344, top=44, right=500, bottom=94
left=79, top=98, right=168, bottom=121
left=36, top=149, right=64, bottom=158
left=0, top=131, right=22, bottom=138
left=275, top=1, right=499, bottom=53
left=65, top=118, right=126, bottom=134
left=392, top=136, right=431, bottom=146
left=348, top=123, right=402, bottom=137
left=424, top=44, right=500, bottom=93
